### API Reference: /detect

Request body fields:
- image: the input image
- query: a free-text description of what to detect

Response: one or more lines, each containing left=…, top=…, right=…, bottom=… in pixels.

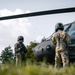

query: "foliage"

left=26, top=41, right=39, bottom=61
left=1, top=46, right=14, bottom=64
left=0, top=41, right=39, bottom=64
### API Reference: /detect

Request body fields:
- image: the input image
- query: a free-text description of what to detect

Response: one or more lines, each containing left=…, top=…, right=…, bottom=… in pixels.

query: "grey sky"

left=0, top=0, right=75, bottom=11
left=0, top=0, right=75, bottom=53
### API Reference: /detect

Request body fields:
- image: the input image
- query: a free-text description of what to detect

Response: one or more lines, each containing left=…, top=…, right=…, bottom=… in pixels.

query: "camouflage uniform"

left=52, top=23, right=71, bottom=68
left=14, top=40, right=27, bottom=66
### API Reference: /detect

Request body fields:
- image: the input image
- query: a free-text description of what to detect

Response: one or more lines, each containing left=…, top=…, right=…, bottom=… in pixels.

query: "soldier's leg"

left=55, top=52, right=61, bottom=68
left=16, top=55, right=19, bottom=66
left=60, top=51, right=69, bottom=67
left=16, top=54, right=22, bottom=66
left=19, top=54, right=22, bottom=66
left=21, top=54, right=25, bottom=65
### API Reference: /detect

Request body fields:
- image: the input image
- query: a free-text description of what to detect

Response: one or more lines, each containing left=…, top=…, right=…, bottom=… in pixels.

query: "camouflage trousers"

left=55, top=50, right=69, bottom=68
left=16, top=53, right=25, bottom=66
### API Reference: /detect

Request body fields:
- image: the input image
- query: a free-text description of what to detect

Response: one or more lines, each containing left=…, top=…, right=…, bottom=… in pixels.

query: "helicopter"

left=32, top=21, right=75, bottom=63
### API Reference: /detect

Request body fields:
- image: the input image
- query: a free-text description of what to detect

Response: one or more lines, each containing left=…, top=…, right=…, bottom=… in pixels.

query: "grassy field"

left=0, top=62, right=75, bottom=75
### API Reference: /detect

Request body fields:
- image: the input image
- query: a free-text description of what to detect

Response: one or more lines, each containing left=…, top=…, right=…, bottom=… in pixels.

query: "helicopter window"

left=64, top=25, right=70, bottom=31
left=66, top=23, right=75, bottom=35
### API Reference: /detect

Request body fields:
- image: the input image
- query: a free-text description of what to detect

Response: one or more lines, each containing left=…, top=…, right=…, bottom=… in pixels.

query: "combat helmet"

left=55, top=22, right=64, bottom=32
left=17, top=36, right=24, bottom=42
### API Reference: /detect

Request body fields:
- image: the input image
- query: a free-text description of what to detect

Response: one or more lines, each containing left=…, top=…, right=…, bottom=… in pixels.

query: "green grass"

left=0, top=62, right=75, bottom=75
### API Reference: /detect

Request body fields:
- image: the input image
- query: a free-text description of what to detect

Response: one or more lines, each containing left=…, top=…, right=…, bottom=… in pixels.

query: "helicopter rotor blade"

left=0, top=7, right=75, bottom=20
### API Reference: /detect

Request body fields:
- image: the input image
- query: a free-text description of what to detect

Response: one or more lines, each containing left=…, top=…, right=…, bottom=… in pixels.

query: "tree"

left=26, top=41, right=39, bottom=61
left=1, top=46, right=14, bottom=64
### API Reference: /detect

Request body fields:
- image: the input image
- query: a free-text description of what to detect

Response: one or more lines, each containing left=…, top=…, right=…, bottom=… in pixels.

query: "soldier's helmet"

left=55, top=22, right=64, bottom=32
left=17, top=36, right=24, bottom=42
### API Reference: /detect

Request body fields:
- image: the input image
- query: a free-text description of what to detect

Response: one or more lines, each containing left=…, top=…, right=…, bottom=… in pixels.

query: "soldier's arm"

left=65, top=33, right=71, bottom=46
left=14, top=43, right=21, bottom=54
left=52, top=34, right=56, bottom=44
left=20, top=43, right=27, bottom=54
left=24, top=45, right=27, bottom=53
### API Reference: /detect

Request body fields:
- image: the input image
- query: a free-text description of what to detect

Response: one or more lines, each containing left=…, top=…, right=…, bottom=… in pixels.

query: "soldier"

left=52, top=23, right=71, bottom=68
left=14, top=36, right=27, bottom=66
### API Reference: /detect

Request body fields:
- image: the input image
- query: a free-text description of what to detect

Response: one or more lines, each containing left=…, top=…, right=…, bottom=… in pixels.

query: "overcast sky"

left=0, top=0, right=75, bottom=53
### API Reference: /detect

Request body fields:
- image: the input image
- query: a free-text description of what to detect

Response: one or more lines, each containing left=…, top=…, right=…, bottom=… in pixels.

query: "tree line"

left=0, top=37, right=46, bottom=64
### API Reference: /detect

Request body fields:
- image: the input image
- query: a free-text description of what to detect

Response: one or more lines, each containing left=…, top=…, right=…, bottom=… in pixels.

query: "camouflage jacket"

left=14, top=42, right=27, bottom=55
left=52, top=30, right=71, bottom=52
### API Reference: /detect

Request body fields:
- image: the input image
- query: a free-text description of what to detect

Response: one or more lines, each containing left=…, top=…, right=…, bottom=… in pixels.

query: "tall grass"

left=0, top=61, right=75, bottom=75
